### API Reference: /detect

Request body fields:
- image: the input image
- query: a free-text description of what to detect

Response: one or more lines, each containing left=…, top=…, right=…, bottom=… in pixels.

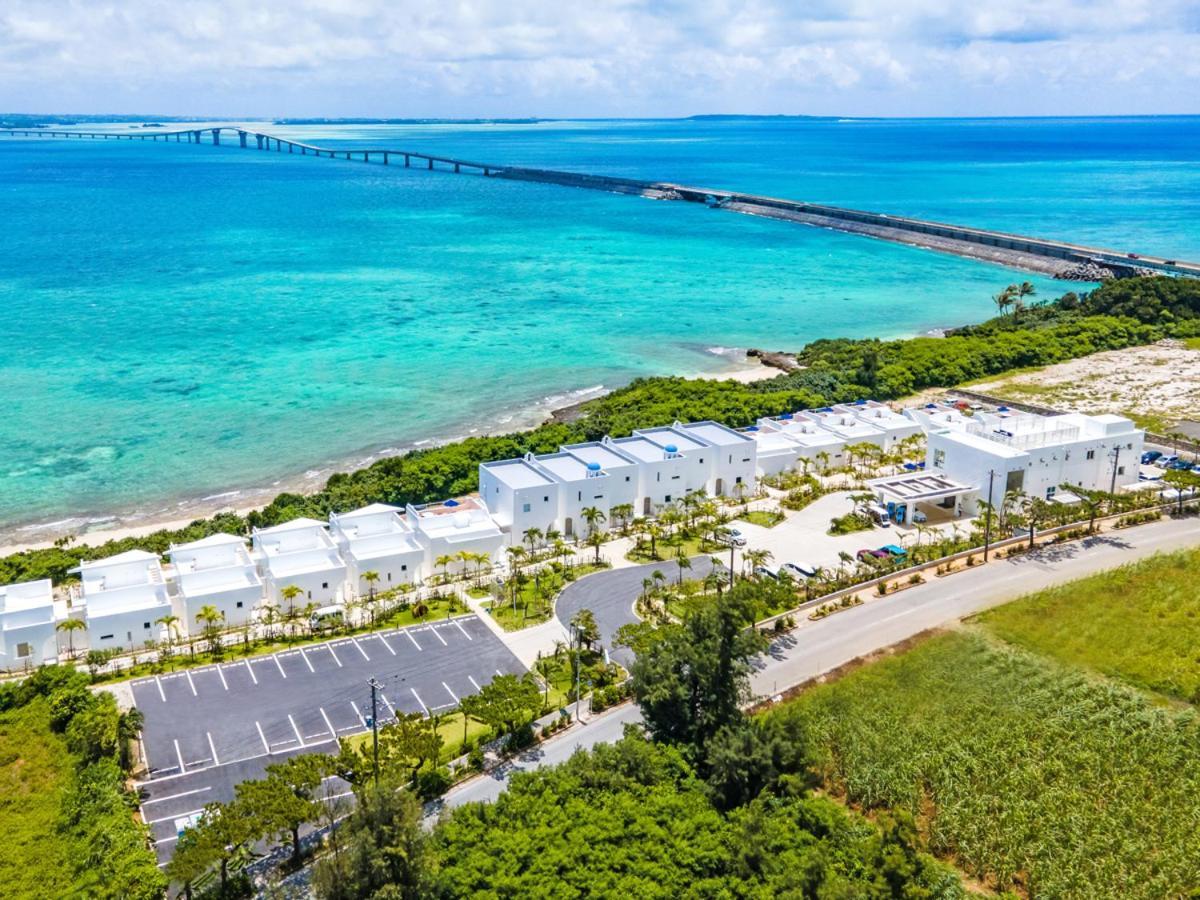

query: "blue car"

left=1141, top=450, right=1162, bottom=465
left=1167, top=459, right=1194, bottom=471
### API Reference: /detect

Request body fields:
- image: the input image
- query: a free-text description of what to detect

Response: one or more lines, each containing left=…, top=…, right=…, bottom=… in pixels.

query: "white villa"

left=251, top=518, right=347, bottom=608
left=406, top=497, right=505, bottom=574
left=870, top=409, right=1145, bottom=523
left=168, top=533, right=263, bottom=629
left=74, top=549, right=176, bottom=653
left=751, top=414, right=848, bottom=471
left=834, top=401, right=924, bottom=448
left=329, top=503, right=425, bottom=596
left=480, top=420, right=760, bottom=542
left=0, top=579, right=61, bottom=668
left=800, top=407, right=889, bottom=449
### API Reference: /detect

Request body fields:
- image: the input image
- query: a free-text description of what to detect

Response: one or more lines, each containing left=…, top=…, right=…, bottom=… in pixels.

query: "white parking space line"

left=377, top=633, right=396, bottom=656
left=351, top=701, right=366, bottom=727
left=148, top=805, right=206, bottom=826
left=351, top=637, right=370, bottom=661
left=468, top=675, right=481, bottom=692
left=141, top=786, right=211, bottom=806
left=155, top=675, right=166, bottom=702
left=299, top=646, right=315, bottom=673
left=207, top=732, right=220, bottom=766
left=185, top=669, right=197, bottom=697
left=319, top=707, right=336, bottom=739
left=256, top=721, right=270, bottom=753
left=429, top=626, right=448, bottom=646
left=453, top=618, right=473, bottom=640
left=495, top=668, right=504, bottom=678
left=245, top=659, right=259, bottom=685
left=326, top=643, right=343, bottom=668
left=174, top=739, right=186, bottom=773
left=442, top=681, right=459, bottom=704
left=215, top=665, right=229, bottom=691
left=411, top=688, right=429, bottom=716
left=380, top=693, right=397, bottom=718
left=405, top=629, right=422, bottom=651
left=274, top=654, right=288, bottom=678
left=288, top=714, right=305, bottom=747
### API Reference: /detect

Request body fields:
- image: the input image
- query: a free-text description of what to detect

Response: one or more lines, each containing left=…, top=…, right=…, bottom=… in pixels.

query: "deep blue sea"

left=2, top=116, right=1198, bottom=534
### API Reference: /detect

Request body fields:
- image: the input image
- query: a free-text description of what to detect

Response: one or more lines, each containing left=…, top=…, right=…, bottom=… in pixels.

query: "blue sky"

left=2, top=0, right=1198, bottom=117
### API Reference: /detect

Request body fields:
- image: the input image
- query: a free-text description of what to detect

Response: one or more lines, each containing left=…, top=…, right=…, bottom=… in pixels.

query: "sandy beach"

left=0, top=354, right=778, bottom=557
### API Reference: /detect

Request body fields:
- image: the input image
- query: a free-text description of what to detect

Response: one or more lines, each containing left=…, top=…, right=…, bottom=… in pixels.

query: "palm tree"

left=611, top=503, right=634, bottom=536
left=260, top=605, right=279, bottom=642
left=195, top=605, right=224, bottom=655
left=585, top=529, right=607, bottom=565
left=837, top=550, right=854, bottom=580
left=360, top=570, right=380, bottom=625
left=640, top=577, right=654, bottom=601
left=474, top=551, right=491, bottom=586
left=675, top=551, right=692, bottom=585
left=56, top=617, right=86, bottom=659
left=646, top=522, right=663, bottom=559
left=302, top=602, right=320, bottom=635
left=651, top=569, right=666, bottom=593
left=1016, top=280, right=1036, bottom=306
left=434, top=554, right=455, bottom=585
left=815, top=451, right=831, bottom=477
left=744, top=548, right=771, bottom=576
left=580, top=506, right=606, bottom=539
left=280, top=584, right=304, bottom=618
left=992, top=285, right=1015, bottom=316
left=522, top=527, right=543, bottom=558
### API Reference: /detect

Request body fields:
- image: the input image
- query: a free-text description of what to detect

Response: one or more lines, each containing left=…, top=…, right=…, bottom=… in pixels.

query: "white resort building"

left=0, top=579, right=61, bottom=668
left=251, top=518, right=347, bottom=608
left=74, top=549, right=176, bottom=653
left=834, top=401, right=924, bottom=449
left=329, top=503, right=425, bottom=596
left=167, top=533, right=263, bottom=629
left=406, top=497, right=505, bottom=574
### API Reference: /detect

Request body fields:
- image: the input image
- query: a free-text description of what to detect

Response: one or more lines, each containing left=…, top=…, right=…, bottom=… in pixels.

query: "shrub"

left=504, top=723, right=535, bottom=754
left=467, top=746, right=484, bottom=771
left=416, top=767, right=453, bottom=800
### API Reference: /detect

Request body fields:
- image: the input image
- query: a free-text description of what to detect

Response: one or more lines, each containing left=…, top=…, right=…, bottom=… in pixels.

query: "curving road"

left=439, top=516, right=1200, bottom=812
left=554, top=556, right=724, bottom=668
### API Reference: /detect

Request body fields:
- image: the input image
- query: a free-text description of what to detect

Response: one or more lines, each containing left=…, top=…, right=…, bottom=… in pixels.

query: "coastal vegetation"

left=3, top=276, right=1196, bottom=589
left=0, top=667, right=163, bottom=899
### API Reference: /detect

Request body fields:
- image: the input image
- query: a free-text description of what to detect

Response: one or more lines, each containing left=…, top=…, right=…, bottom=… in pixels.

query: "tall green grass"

left=0, top=698, right=75, bottom=898
left=979, top=548, right=1200, bottom=703
left=778, top=633, right=1200, bottom=898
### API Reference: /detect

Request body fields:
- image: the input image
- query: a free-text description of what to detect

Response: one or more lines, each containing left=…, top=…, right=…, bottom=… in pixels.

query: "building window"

left=322, top=582, right=328, bottom=589
left=656, top=473, right=661, bottom=482
left=1046, top=486, right=1056, bottom=499
left=16, top=642, right=31, bottom=659
left=625, top=476, right=630, bottom=482
left=735, top=476, right=743, bottom=484
left=522, top=503, right=531, bottom=513
left=100, top=634, right=113, bottom=641
left=143, top=622, right=151, bottom=629
left=400, top=565, right=406, bottom=572
left=578, top=491, right=582, bottom=501
left=933, top=449, right=945, bottom=469
left=544, top=495, right=550, bottom=503
left=1118, top=466, right=1126, bottom=475
left=1086, top=450, right=1095, bottom=460
left=594, top=494, right=603, bottom=499
left=699, top=458, right=704, bottom=464
left=236, top=601, right=244, bottom=609
left=665, top=495, right=672, bottom=503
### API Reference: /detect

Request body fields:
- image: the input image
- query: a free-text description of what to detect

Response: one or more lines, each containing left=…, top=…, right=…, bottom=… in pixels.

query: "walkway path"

left=440, top=515, right=1200, bottom=812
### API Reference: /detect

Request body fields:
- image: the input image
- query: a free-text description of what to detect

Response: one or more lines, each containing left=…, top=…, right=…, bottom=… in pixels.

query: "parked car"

left=866, top=504, right=891, bottom=527
left=781, top=562, right=817, bottom=579
left=857, top=548, right=889, bottom=563
left=1141, top=450, right=1163, bottom=464
left=879, top=544, right=907, bottom=559
left=911, top=509, right=928, bottom=524
left=1167, top=459, right=1195, bottom=471
left=753, top=565, right=779, bottom=580
left=716, top=527, right=747, bottom=547
left=1158, top=455, right=1180, bottom=467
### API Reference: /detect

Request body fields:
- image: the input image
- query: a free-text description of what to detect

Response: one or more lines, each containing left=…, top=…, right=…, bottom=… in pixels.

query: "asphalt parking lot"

left=132, top=613, right=525, bottom=859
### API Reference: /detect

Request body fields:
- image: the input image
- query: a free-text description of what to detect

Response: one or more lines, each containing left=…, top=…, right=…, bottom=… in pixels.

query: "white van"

left=867, top=504, right=891, bottom=527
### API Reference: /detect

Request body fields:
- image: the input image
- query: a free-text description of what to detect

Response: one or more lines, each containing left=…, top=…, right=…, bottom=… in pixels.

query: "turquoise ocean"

left=2, top=116, right=1198, bottom=534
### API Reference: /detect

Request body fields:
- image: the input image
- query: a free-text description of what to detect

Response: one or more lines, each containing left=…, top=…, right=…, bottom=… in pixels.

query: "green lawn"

left=977, top=548, right=1200, bottom=703
left=738, top=509, right=785, bottom=528
left=1184, top=336, right=1200, bottom=350
left=777, top=631, right=1200, bottom=899
left=0, top=699, right=75, bottom=899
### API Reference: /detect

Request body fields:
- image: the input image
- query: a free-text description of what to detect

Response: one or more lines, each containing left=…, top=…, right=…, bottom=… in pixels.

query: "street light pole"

left=983, top=469, right=996, bottom=562
left=367, top=677, right=381, bottom=788
left=571, top=623, right=582, bottom=723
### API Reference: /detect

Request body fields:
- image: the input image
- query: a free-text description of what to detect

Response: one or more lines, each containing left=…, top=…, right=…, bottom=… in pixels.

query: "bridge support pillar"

left=288, top=143, right=293, bottom=153
left=211, top=129, right=220, bottom=145
left=363, top=151, right=369, bottom=162
left=238, top=131, right=247, bottom=148
left=301, top=146, right=306, bottom=155
left=428, top=158, right=433, bottom=170
left=404, top=154, right=410, bottom=167
left=255, top=134, right=263, bottom=150
left=454, top=163, right=460, bottom=173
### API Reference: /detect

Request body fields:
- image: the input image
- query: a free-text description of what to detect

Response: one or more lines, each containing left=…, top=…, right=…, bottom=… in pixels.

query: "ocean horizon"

left=3, top=115, right=1199, bottom=536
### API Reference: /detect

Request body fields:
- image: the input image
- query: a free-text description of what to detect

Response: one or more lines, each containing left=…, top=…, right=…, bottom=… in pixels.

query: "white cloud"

left=0, top=0, right=1196, bottom=115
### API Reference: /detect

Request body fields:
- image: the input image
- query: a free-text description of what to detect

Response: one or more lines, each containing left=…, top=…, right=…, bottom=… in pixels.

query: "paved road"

left=443, top=516, right=1200, bottom=811
left=554, top=556, right=723, bottom=668
left=133, top=614, right=525, bottom=859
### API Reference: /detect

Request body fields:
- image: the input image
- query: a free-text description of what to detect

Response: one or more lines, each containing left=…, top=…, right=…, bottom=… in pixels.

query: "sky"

left=2, top=0, right=1198, bottom=118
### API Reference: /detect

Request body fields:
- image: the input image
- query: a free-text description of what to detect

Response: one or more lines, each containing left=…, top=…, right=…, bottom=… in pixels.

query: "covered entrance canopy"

left=867, top=472, right=975, bottom=525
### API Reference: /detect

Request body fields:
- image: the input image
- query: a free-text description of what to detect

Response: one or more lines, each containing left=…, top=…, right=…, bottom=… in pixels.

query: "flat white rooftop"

left=679, top=420, right=753, bottom=447
left=802, top=411, right=885, bottom=440
left=750, top=430, right=802, bottom=455
left=482, top=459, right=555, bottom=490
left=762, top=419, right=845, bottom=449
left=266, top=548, right=346, bottom=579
left=869, top=472, right=974, bottom=503
left=936, top=429, right=1029, bottom=459
left=178, top=566, right=261, bottom=598
left=535, top=453, right=597, bottom=482
left=0, top=579, right=53, bottom=616
left=611, top=435, right=676, bottom=463
left=566, top=442, right=638, bottom=469
left=635, top=427, right=707, bottom=453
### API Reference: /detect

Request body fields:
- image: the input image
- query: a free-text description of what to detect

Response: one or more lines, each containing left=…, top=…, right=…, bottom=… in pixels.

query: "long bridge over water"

left=4, top=125, right=1197, bottom=282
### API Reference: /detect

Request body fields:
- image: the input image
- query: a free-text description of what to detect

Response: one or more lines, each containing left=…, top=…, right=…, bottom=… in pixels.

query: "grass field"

left=978, top=548, right=1200, bottom=704
left=779, top=632, right=1200, bottom=898
left=0, top=698, right=74, bottom=898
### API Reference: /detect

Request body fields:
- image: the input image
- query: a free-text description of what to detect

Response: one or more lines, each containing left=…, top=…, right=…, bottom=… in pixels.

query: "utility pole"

left=983, top=469, right=996, bottom=562
left=570, top=623, right=582, bottom=723
left=367, top=678, right=381, bottom=788
left=1108, top=445, right=1122, bottom=512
